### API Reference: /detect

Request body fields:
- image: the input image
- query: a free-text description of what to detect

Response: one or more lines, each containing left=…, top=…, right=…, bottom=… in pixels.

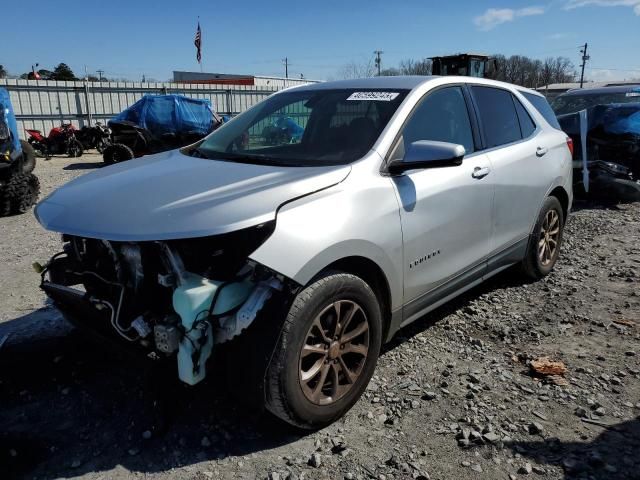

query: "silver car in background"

left=35, top=76, right=573, bottom=428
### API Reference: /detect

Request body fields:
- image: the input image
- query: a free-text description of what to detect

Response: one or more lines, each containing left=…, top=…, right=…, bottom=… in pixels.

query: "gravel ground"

left=1, top=153, right=639, bottom=480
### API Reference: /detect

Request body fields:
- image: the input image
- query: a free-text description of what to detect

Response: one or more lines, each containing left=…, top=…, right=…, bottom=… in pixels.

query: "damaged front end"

left=37, top=222, right=290, bottom=385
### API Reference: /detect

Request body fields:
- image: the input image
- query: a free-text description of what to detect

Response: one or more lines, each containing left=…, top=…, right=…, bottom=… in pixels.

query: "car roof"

left=285, top=75, right=543, bottom=96
left=290, top=76, right=438, bottom=91
left=561, top=85, right=640, bottom=97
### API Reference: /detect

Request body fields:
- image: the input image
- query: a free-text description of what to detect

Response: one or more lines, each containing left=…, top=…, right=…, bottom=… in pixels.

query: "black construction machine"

left=430, top=53, right=493, bottom=78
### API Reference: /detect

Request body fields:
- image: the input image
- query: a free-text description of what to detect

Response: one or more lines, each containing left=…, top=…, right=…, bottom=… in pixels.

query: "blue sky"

left=2, top=0, right=639, bottom=82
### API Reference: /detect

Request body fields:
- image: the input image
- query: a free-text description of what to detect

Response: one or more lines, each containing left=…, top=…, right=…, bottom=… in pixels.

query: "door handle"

left=536, top=146, right=548, bottom=157
left=471, top=166, right=490, bottom=179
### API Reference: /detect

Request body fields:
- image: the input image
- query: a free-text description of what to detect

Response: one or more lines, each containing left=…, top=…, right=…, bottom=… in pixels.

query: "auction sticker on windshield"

left=347, top=92, right=400, bottom=101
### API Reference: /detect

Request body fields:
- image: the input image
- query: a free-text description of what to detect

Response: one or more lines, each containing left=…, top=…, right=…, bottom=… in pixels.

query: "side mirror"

left=388, top=140, right=465, bottom=174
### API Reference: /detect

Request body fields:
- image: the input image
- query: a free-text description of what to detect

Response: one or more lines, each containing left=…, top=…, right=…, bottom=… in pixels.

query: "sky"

left=1, top=0, right=639, bottom=83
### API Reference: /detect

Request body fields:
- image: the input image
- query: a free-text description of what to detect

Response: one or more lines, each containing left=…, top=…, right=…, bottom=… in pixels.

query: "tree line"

left=339, top=54, right=577, bottom=88
left=0, top=63, right=111, bottom=82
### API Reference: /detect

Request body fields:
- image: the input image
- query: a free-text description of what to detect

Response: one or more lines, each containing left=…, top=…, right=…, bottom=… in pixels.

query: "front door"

left=388, top=86, right=493, bottom=321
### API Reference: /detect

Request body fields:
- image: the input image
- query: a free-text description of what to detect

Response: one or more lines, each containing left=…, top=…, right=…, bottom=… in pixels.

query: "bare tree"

left=399, top=58, right=432, bottom=76
left=338, top=54, right=575, bottom=87
left=338, top=60, right=376, bottom=79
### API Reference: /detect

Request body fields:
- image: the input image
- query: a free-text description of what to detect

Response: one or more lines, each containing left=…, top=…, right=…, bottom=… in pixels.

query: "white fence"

left=0, top=79, right=297, bottom=139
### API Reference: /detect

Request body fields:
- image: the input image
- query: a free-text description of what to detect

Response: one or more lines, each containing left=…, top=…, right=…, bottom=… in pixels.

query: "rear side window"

left=522, top=92, right=562, bottom=130
left=513, top=96, right=536, bottom=138
left=471, top=86, right=521, bottom=148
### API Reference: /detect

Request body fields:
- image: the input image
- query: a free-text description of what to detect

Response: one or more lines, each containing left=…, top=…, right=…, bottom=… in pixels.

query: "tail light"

left=566, top=137, right=574, bottom=157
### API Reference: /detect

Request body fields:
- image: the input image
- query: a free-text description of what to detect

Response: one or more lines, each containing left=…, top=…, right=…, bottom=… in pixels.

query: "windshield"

left=196, top=88, right=409, bottom=166
left=552, top=90, right=640, bottom=115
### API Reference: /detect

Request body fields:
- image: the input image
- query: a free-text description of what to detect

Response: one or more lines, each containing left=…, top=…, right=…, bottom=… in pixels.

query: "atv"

left=103, top=94, right=222, bottom=164
left=0, top=88, right=40, bottom=217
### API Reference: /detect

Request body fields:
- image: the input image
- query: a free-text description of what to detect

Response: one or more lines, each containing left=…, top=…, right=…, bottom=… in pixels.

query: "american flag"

left=194, top=22, right=202, bottom=64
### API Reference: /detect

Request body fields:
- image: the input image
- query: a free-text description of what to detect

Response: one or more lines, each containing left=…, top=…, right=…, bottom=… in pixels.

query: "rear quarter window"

left=513, top=95, right=536, bottom=138
left=522, top=92, right=562, bottom=130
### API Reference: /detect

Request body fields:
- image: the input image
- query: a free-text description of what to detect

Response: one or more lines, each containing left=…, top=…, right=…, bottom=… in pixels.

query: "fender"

left=250, top=158, right=404, bottom=312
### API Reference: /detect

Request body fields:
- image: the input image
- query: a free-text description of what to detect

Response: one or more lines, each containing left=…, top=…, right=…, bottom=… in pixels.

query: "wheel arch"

left=314, top=256, right=393, bottom=342
left=549, top=185, right=569, bottom=220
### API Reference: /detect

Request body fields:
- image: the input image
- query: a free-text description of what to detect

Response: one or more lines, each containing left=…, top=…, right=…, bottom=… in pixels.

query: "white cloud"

left=474, top=6, right=546, bottom=31
left=564, top=0, right=640, bottom=15
left=546, top=32, right=572, bottom=40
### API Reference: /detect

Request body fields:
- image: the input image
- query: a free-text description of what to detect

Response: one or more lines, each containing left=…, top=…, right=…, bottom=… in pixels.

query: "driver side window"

left=391, top=86, right=475, bottom=161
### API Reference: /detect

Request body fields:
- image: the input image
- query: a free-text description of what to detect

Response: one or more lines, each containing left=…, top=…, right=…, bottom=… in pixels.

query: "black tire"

left=12, top=173, right=40, bottom=214
left=0, top=172, right=39, bottom=217
left=103, top=143, right=135, bottom=164
left=0, top=179, right=13, bottom=217
left=19, top=140, right=37, bottom=173
left=521, top=196, right=565, bottom=280
left=264, top=272, right=382, bottom=429
left=67, top=139, right=83, bottom=158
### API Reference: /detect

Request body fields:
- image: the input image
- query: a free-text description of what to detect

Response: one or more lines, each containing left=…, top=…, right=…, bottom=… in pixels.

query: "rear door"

left=470, top=86, right=549, bottom=260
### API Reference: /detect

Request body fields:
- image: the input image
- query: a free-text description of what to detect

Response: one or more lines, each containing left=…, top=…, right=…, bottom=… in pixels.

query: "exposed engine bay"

left=37, top=221, right=292, bottom=385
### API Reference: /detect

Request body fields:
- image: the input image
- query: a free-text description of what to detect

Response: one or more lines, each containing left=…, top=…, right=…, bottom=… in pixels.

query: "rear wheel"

left=19, top=140, right=37, bottom=173
left=67, top=139, right=83, bottom=158
left=103, top=143, right=135, bottom=164
left=264, top=272, right=382, bottom=429
left=521, top=196, right=565, bottom=279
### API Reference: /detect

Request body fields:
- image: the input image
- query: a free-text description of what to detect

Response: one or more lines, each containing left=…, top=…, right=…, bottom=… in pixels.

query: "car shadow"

left=0, top=309, right=305, bottom=480
left=505, top=416, right=640, bottom=479
left=0, top=266, right=531, bottom=480
left=62, top=161, right=104, bottom=171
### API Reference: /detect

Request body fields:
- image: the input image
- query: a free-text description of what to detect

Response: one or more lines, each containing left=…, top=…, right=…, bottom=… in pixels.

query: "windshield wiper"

left=189, top=147, right=209, bottom=158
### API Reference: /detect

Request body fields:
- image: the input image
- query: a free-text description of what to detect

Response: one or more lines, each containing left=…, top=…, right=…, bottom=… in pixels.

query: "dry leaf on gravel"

left=529, top=357, right=568, bottom=376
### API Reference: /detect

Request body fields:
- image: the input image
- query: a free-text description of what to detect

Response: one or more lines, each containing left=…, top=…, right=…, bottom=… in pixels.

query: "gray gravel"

left=1, top=153, right=639, bottom=480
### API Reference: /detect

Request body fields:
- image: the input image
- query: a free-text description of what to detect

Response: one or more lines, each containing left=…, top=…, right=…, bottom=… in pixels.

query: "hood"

left=35, top=150, right=351, bottom=241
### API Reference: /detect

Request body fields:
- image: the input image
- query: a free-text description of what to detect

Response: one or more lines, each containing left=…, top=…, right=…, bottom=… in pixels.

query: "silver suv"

left=35, top=76, right=572, bottom=428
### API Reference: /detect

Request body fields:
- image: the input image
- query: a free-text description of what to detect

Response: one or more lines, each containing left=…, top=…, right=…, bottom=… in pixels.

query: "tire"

left=12, top=173, right=40, bottom=214
left=521, top=196, right=565, bottom=280
left=0, top=179, right=13, bottom=217
left=19, top=140, right=37, bottom=173
left=67, top=139, right=83, bottom=158
left=0, top=172, right=39, bottom=217
left=103, top=143, right=135, bottom=164
left=264, top=272, right=382, bottom=429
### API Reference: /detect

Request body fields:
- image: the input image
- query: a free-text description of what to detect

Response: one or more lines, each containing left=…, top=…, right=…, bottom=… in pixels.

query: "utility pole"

left=374, top=50, right=383, bottom=76
left=283, top=57, right=289, bottom=79
left=96, top=69, right=104, bottom=82
left=579, top=43, right=589, bottom=88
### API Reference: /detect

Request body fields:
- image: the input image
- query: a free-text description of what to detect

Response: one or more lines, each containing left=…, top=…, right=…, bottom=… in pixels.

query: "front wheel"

left=264, top=272, right=382, bottom=429
left=521, top=196, right=565, bottom=279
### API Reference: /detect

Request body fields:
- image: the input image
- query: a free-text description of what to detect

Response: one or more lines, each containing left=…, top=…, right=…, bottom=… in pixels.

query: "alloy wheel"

left=538, top=209, right=560, bottom=266
left=299, top=300, right=370, bottom=406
